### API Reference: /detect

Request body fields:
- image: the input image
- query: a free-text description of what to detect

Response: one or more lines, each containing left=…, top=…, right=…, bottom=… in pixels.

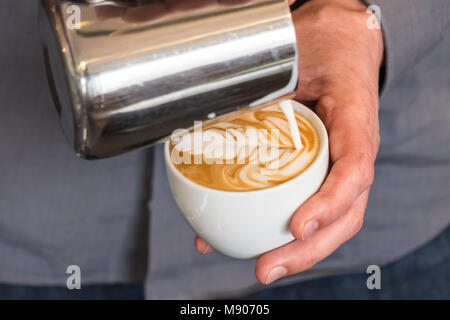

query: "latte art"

left=170, top=105, right=320, bottom=191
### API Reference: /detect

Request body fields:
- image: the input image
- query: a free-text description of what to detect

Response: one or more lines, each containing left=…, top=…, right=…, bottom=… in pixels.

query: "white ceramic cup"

left=164, top=100, right=329, bottom=259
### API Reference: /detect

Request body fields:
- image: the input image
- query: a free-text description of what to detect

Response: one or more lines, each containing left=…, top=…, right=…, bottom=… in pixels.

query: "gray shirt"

left=0, top=0, right=449, bottom=299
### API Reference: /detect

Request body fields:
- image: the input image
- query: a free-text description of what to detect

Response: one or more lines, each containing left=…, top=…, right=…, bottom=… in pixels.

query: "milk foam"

left=170, top=104, right=319, bottom=191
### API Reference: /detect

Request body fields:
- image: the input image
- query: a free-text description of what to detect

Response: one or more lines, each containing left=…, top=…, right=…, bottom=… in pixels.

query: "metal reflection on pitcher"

left=39, top=0, right=298, bottom=159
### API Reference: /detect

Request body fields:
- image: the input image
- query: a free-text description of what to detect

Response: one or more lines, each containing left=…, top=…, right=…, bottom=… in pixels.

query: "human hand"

left=195, top=0, right=384, bottom=284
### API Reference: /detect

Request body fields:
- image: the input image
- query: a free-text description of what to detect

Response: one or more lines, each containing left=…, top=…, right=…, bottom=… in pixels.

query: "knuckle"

left=350, top=210, right=365, bottom=238
left=316, top=192, right=340, bottom=222
left=307, top=190, right=341, bottom=225
left=318, top=95, right=339, bottom=125
left=313, top=4, right=338, bottom=26
left=353, top=152, right=375, bottom=189
left=354, top=211, right=365, bottom=233
left=300, top=250, right=319, bottom=270
left=313, top=190, right=332, bottom=210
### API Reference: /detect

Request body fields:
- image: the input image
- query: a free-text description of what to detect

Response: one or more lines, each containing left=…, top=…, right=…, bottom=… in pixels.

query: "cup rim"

left=164, top=100, right=329, bottom=196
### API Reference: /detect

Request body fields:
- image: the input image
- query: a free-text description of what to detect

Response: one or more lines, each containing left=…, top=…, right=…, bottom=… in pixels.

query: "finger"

left=290, top=97, right=377, bottom=240
left=194, top=236, right=215, bottom=255
left=256, top=190, right=368, bottom=284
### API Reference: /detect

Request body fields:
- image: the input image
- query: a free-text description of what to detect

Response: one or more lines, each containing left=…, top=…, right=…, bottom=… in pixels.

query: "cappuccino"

left=170, top=105, right=320, bottom=191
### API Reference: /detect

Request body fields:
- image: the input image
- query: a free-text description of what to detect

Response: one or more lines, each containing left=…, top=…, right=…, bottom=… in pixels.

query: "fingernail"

left=265, top=266, right=287, bottom=284
left=202, top=245, right=214, bottom=255
left=302, top=220, right=319, bottom=240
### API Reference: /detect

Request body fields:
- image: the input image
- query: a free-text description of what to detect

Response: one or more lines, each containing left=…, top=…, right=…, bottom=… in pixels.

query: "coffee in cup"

left=169, top=105, right=320, bottom=191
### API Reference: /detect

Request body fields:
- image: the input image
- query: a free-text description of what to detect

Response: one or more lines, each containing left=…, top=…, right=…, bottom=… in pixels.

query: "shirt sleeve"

left=361, top=0, right=450, bottom=94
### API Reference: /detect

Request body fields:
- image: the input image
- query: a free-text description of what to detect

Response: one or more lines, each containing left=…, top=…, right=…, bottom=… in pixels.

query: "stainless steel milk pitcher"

left=39, top=0, right=298, bottom=159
